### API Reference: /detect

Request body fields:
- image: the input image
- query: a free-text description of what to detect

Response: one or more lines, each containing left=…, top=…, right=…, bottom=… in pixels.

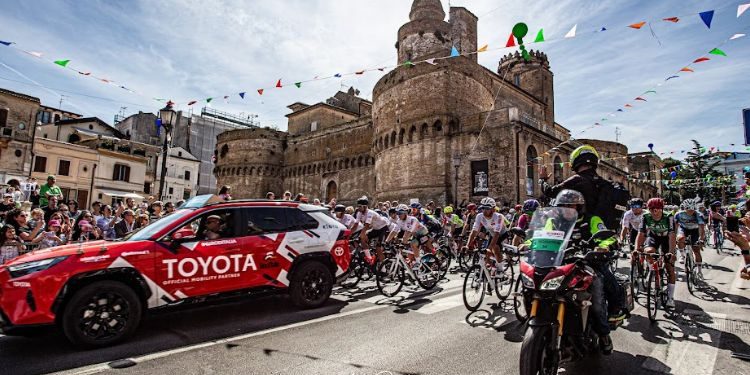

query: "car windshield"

left=125, top=209, right=194, bottom=241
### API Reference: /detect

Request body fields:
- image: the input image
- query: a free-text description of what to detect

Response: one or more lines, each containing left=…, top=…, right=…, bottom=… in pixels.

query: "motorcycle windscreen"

left=525, top=207, right=577, bottom=268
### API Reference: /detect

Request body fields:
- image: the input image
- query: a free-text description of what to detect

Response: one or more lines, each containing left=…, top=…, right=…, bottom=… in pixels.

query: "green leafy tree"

left=665, top=140, right=735, bottom=204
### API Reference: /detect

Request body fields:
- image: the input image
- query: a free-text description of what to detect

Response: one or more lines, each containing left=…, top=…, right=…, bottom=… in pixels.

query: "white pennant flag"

left=730, top=33, right=746, bottom=40
left=565, top=24, right=577, bottom=38
left=27, top=51, right=43, bottom=58
left=424, top=58, right=437, bottom=65
left=739, top=3, right=750, bottom=17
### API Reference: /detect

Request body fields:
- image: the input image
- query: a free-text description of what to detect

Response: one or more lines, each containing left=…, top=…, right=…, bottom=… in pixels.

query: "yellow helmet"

left=444, top=206, right=454, bottom=214
left=570, top=145, right=600, bottom=171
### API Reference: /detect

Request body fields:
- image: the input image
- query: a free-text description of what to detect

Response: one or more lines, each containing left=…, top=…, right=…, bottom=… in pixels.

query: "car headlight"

left=8, top=257, right=68, bottom=279
left=540, top=275, right=565, bottom=291
left=520, top=273, right=535, bottom=289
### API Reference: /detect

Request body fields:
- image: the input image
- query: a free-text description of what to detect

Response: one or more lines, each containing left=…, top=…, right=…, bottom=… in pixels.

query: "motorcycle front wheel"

left=520, top=325, right=558, bottom=375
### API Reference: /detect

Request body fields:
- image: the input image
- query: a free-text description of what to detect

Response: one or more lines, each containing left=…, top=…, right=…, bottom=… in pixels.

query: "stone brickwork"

left=0, top=88, right=41, bottom=184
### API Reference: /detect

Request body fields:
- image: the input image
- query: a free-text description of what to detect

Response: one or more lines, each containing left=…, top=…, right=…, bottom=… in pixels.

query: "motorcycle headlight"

left=8, top=256, right=68, bottom=279
left=540, top=275, right=565, bottom=291
left=520, top=273, right=535, bottom=289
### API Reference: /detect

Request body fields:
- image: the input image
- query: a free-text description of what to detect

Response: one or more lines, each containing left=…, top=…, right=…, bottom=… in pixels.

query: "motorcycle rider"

left=541, top=145, right=602, bottom=215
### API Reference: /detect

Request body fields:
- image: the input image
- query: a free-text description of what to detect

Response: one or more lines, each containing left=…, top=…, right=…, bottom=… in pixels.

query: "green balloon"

left=513, top=23, right=529, bottom=39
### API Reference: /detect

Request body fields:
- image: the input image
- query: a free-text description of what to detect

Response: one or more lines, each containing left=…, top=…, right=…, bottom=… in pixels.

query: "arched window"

left=408, top=126, right=416, bottom=142
left=420, top=123, right=428, bottom=139
left=433, top=120, right=442, bottom=135
left=358, top=156, right=363, bottom=167
left=326, top=181, right=337, bottom=203
left=553, top=156, right=563, bottom=184
left=390, top=131, right=396, bottom=147
left=384, top=135, right=389, bottom=149
left=399, top=128, right=405, bottom=144
left=526, top=146, right=538, bottom=196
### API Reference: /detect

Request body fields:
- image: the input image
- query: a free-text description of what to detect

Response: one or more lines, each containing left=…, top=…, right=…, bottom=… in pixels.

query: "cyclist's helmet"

left=356, top=196, right=369, bottom=206
left=681, top=199, right=697, bottom=211
left=467, top=203, right=477, bottom=211
left=515, top=204, right=522, bottom=211
left=479, top=197, right=496, bottom=210
left=522, top=199, right=540, bottom=213
left=388, top=207, right=397, bottom=215
left=646, top=198, right=665, bottom=210
left=410, top=202, right=422, bottom=210
left=396, top=204, right=410, bottom=215
left=570, top=145, right=600, bottom=171
left=334, top=204, right=346, bottom=213
left=629, top=198, right=644, bottom=208
left=710, top=200, right=721, bottom=208
left=509, top=208, right=516, bottom=214
left=444, top=206, right=454, bottom=214
left=553, top=189, right=585, bottom=215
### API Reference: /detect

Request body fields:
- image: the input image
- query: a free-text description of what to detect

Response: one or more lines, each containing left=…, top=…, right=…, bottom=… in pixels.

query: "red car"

left=0, top=195, right=351, bottom=347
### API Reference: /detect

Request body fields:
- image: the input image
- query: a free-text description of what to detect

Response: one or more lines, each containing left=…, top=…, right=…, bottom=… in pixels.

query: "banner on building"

left=744, top=108, right=750, bottom=145
left=471, top=160, right=489, bottom=196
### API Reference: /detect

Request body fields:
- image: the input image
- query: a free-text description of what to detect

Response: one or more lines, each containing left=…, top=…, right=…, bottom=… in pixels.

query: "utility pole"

left=615, top=127, right=621, bottom=143
left=58, top=95, right=68, bottom=110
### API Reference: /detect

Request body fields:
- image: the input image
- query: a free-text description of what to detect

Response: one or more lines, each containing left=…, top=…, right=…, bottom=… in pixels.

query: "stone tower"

left=498, top=50, right=554, bottom=124
left=214, top=127, right=286, bottom=198
left=373, top=0, right=492, bottom=204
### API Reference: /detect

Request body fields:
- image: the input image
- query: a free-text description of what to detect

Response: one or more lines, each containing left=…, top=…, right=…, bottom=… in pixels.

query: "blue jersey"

left=673, top=210, right=704, bottom=230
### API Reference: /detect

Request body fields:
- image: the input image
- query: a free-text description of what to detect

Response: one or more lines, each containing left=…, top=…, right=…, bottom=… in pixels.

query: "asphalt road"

left=1, top=246, right=748, bottom=375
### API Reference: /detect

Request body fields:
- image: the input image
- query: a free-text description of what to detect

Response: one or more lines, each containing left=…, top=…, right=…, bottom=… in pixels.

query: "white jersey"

left=391, top=215, right=427, bottom=234
left=337, top=213, right=359, bottom=230
left=621, top=210, right=643, bottom=230
left=355, top=209, right=389, bottom=230
left=472, top=212, right=506, bottom=233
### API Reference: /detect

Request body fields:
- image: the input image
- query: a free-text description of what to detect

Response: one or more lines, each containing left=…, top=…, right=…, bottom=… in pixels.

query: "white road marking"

left=413, top=293, right=464, bottom=314
left=51, top=304, right=388, bottom=375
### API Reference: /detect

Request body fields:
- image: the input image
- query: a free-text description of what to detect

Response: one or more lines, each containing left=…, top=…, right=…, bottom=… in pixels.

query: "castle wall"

left=214, top=127, right=286, bottom=198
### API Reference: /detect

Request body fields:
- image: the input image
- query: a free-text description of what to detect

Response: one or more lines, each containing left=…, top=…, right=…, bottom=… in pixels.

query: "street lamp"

left=158, top=101, right=177, bottom=201
left=452, top=154, right=461, bottom=206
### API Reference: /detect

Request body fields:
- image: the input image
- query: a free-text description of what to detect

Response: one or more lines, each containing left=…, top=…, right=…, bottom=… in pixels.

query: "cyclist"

left=461, top=203, right=478, bottom=237
left=513, top=199, right=539, bottom=246
left=386, top=204, right=432, bottom=264
left=465, top=197, right=508, bottom=274
left=674, top=199, right=706, bottom=277
left=354, top=196, right=391, bottom=262
left=442, top=206, right=464, bottom=238
left=620, top=198, right=645, bottom=251
left=635, top=198, right=677, bottom=308
left=708, top=201, right=726, bottom=248
left=334, top=204, right=360, bottom=232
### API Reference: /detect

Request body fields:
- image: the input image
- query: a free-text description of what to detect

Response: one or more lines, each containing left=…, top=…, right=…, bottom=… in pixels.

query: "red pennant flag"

left=187, top=100, right=197, bottom=106
left=377, top=67, right=385, bottom=71
left=355, top=70, right=364, bottom=75
left=680, top=67, right=694, bottom=72
left=663, top=17, right=679, bottom=22
left=625, top=104, right=633, bottom=107
left=505, top=32, right=516, bottom=47
left=257, top=89, right=264, bottom=95
left=275, top=79, right=282, bottom=88
left=635, top=97, right=647, bottom=101
left=628, top=21, right=647, bottom=29
left=693, top=57, right=710, bottom=63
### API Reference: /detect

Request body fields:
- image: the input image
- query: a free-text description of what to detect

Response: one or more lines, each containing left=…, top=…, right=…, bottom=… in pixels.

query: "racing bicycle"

left=376, top=243, right=442, bottom=297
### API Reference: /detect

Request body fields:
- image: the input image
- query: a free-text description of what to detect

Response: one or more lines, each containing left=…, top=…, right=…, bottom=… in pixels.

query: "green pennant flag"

left=709, top=48, right=727, bottom=56
left=206, top=98, right=213, bottom=103
left=54, top=59, right=70, bottom=67
left=534, top=28, right=545, bottom=43
left=294, top=82, right=301, bottom=88
left=404, top=61, right=415, bottom=67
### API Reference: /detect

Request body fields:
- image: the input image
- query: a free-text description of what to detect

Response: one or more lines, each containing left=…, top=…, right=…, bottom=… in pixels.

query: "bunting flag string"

left=0, top=3, right=746, bottom=108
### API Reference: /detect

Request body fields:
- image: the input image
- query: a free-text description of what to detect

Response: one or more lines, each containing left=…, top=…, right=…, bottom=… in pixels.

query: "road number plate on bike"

left=530, top=230, right=565, bottom=252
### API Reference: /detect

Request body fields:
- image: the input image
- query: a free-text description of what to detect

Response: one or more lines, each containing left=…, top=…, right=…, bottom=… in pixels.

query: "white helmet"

left=396, top=204, right=409, bottom=214
left=681, top=199, right=696, bottom=211
left=479, top=197, right=496, bottom=209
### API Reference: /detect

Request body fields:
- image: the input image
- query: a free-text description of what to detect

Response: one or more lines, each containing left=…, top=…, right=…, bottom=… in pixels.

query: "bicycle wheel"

left=435, top=245, right=452, bottom=279
left=685, top=252, right=694, bottom=295
left=513, top=276, right=529, bottom=323
left=376, top=258, right=404, bottom=297
left=341, top=253, right=364, bottom=289
left=630, top=260, right=643, bottom=299
left=458, top=248, right=472, bottom=272
left=646, top=270, right=659, bottom=322
left=415, top=254, right=441, bottom=290
left=463, top=265, right=486, bottom=311
left=494, top=261, right=515, bottom=301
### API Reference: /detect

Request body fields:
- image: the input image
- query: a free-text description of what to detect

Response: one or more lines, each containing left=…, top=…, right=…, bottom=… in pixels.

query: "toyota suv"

left=0, top=195, right=351, bottom=347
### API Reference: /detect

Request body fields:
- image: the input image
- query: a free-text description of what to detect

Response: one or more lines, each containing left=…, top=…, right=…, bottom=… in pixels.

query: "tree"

left=666, top=140, right=735, bottom=204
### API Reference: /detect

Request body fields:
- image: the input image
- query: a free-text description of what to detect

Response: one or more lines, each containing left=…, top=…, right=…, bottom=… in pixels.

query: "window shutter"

left=125, top=166, right=130, bottom=182
left=0, top=109, right=8, bottom=127
left=113, top=165, right=119, bottom=180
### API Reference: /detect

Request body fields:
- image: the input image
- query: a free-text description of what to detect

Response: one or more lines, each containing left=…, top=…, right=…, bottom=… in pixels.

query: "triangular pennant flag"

left=738, top=3, right=750, bottom=17
left=505, top=33, right=516, bottom=47
left=54, top=59, right=70, bottom=67
left=257, top=89, right=264, bottom=95
left=565, top=24, right=577, bottom=38
left=625, top=104, right=633, bottom=107
left=294, top=82, right=301, bottom=88
left=187, top=100, right=197, bottom=106
left=477, top=44, right=488, bottom=52
left=206, top=98, right=213, bottom=103
left=377, top=67, right=385, bottom=71
left=355, top=70, right=364, bottom=75
left=239, top=92, right=245, bottom=99
left=78, top=71, right=91, bottom=76
left=680, top=67, right=694, bottom=72
left=424, top=58, right=437, bottom=65
left=635, top=97, right=647, bottom=101
left=693, top=57, right=710, bottom=63
left=28, top=51, right=43, bottom=57
left=600, top=27, right=607, bottom=31
left=663, top=17, right=680, bottom=23
left=534, top=28, right=545, bottom=43
left=404, top=61, right=415, bottom=67
left=617, top=109, right=623, bottom=112
left=699, top=10, right=714, bottom=29
left=628, top=21, right=647, bottom=29
left=334, top=73, right=342, bottom=77
left=709, top=48, right=727, bottom=56
left=0, top=40, right=13, bottom=46
left=730, top=33, right=746, bottom=40
left=594, top=122, right=601, bottom=126
left=666, top=75, right=679, bottom=80
left=450, top=46, right=460, bottom=57
left=275, top=79, right=282, bottom=88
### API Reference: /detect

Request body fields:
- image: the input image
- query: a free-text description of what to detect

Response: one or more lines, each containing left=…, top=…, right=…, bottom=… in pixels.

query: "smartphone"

left=727, top=216, right=740, bottom=232
left=45, top=231, right=55, bottom=238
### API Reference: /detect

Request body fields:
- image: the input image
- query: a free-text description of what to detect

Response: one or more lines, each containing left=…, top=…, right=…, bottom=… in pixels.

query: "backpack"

left=593, top=178, right=631, bottom=230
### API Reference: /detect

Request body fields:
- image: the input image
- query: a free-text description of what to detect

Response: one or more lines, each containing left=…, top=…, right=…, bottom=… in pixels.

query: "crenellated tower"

left=498, top=50, right=554, bottom=124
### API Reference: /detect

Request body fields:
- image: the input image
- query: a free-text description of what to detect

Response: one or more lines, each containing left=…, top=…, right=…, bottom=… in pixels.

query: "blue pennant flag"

left=155, top=118, right=162, bottom=136
left=239, top=92, right=245, bottom=99
left=450, top=46, right=459, bottom=57
left=0, top=40, right=12, bottom=46
left=699, top=10, right=714, bottom=29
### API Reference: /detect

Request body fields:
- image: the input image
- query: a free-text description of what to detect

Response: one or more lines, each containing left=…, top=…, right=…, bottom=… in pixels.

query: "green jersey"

left=640, top=212, right=674, bottom=237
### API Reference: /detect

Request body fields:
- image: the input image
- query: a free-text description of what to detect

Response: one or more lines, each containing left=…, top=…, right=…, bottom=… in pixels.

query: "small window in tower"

left=311, top=121, right=318, bottom=131
left=514, top=74, right=520, bottom=86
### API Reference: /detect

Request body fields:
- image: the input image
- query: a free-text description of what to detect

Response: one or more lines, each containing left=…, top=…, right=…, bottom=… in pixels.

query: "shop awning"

left=98, top=188, right=144, bottom=200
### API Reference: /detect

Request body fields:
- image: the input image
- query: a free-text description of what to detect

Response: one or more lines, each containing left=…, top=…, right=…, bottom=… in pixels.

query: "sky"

left=0, top=0, right=748, bottom=155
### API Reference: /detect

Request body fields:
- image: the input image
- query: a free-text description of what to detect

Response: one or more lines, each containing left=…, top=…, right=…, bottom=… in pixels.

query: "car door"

left=239, top=207, right=290, bottom=288
left=155, top=208, right=246, bottom=301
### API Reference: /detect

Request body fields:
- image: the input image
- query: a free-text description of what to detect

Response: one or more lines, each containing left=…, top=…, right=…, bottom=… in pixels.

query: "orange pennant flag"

left=693, top=57, right=710, bottom=63
left=505, top=33, right=516, bottom=47
left=680, top=67, right=694, bottom=72
left=477, top=44, right=488, bottom=52
left=663, top=17, right=679, bottom=22
left=629, top=21, right=647, bottom=29
left=625, top=104, right=633, bottom=108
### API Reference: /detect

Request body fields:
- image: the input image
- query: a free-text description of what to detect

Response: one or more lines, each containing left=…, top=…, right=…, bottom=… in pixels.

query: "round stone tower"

left=214, top=127, right=286, bottom=199
left=498, top=50, right=554, bottom=124
left=372, top=0, right=493, bottom=204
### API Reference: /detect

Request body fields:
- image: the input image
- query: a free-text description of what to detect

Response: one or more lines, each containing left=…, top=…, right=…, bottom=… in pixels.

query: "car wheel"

left=289, top=261, right=333, bottom=309
left=61, top=280, right=142, bottom=348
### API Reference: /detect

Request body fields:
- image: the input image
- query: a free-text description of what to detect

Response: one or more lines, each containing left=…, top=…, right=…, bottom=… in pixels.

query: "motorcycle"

left=516, top=207, right=633, bottom=375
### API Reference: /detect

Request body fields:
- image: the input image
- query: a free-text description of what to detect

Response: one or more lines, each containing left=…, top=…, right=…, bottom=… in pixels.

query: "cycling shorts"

left=678, top=227, right=700, bottom=246
left=367, top=226, right=389, bottom=245
left=628, top=230, right=638, bottom=246
left=409, top=228, right=430, bottom=246
left=644, top=236, right=671, bottom=254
